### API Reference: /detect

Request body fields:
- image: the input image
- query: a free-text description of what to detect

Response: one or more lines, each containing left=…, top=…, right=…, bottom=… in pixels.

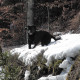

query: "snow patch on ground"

left=10, top=33, right=80, bottom=80
left=38, top=74, right=67, bottom=80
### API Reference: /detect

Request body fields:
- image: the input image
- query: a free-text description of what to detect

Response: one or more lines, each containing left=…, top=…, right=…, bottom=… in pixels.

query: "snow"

left=11, top=45, right=47, bottom=66
left=24, top=70, right=30, bottom=80
left=10, top=33, right=80, bottom=80
left=38, top=74, right=67, bottom=80
left=59, top=57, right=73, bottom=69
left=0, top=67, right=4, bottom=80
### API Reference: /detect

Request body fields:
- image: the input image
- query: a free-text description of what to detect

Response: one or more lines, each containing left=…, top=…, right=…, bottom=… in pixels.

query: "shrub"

left=0, top=51, right=26, bottom=80
left=28, top=53, right=63, bottom=80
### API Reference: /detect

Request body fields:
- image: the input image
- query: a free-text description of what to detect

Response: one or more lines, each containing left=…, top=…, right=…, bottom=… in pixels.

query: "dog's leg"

left=32, top=38, right=40, bottom=48
left=32, top=42, right=38, bottom=48
left=28, top=44, right=31, bottom=49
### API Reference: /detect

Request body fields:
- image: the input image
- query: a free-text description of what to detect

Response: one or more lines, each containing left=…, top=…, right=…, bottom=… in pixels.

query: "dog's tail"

left=51, top=35, right=61, bottom=41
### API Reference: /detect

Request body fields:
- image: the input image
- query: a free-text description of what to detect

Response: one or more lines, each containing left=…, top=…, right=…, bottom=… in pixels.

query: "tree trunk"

left=27, top=0, right=34, bottom=26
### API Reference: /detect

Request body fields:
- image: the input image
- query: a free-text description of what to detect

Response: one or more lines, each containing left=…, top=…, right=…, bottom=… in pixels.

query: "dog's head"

left=28, top=25, right=36, bottom=35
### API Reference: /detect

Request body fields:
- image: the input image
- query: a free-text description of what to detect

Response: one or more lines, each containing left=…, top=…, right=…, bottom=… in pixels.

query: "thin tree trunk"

left=24, top=0, right=34, bottom=44
left=47, top=5, right=50, bottom=32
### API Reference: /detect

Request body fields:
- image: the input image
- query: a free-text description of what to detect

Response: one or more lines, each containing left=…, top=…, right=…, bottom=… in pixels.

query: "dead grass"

left=69, top=12, right=80, bottom=31
left=66, top=55, right=80, bottom=80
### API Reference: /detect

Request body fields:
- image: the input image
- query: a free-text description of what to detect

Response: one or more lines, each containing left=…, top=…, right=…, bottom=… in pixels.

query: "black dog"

left=28, top=30, right=61, bottom=49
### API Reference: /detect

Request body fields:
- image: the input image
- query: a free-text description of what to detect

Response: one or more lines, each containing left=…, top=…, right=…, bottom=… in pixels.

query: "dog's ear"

left=33, top=25, right=36, bottom=30
left=27, top=26, right=31, bottom=30
left=27, top=25, right=36, bottom=30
